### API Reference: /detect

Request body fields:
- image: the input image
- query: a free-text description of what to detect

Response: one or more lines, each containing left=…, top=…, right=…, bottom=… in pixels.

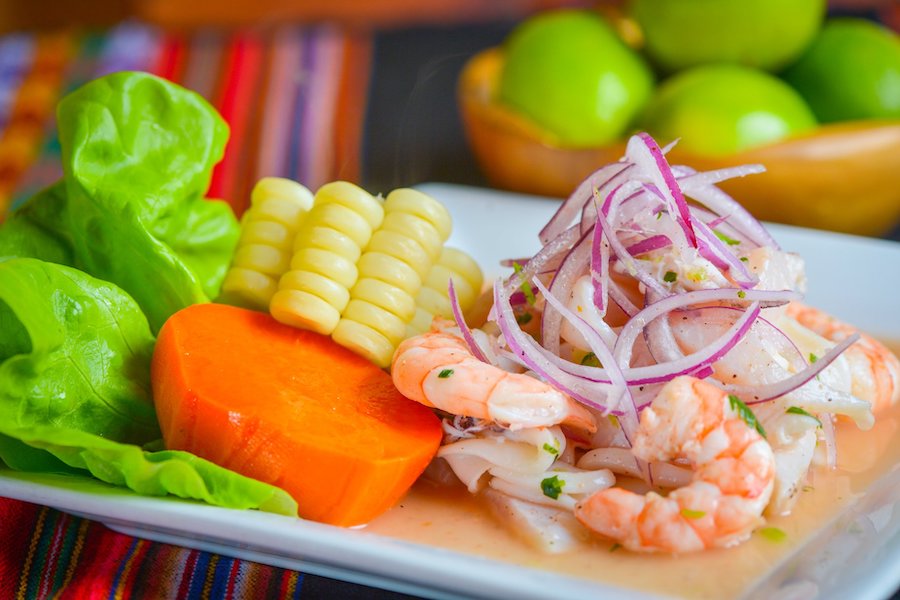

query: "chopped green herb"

left=714, top=230, right=741, bottom=246
left=541, top=475, right=564, bottom=500
left=437, top=369, right=454, bottom=379
left=609, top=543, right=622, bottom=552
left=580, top=352, right=602, bottom=367
left=512, top=262, right=536, bottom=305
left=516, top=312, right=533, bottom=325
left=680, top=508, right=706, bottom=519
left=737, top=290, right=746, bottom=299
left=728, top=394, right=766, bottom=438
left=663, top=270, right=678, bottom=283
left=542, top=442, right=559, bottom=456
left=786, top=406, right=822, bottom=426
left=607, top=415, right=620, bottom=428
left=802, top=485, right=814, bottom=493
left=809, top=352, right=818, bottom=364
left=758, top=527, right=787, bottom=543
left=739, top=256, right=749, bottom=262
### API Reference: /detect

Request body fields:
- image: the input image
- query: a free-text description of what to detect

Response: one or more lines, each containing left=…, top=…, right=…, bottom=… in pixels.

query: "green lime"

left=641, top=64, right=818, bottom=156
left=498, top=9, right=654, bottom=147
left=782, top=18, right=900, bottom=122
left=629, top=0, right=826, bottom=72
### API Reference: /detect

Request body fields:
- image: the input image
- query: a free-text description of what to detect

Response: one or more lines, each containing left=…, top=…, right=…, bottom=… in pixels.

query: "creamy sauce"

left=365, top=341, right=900, bottom=599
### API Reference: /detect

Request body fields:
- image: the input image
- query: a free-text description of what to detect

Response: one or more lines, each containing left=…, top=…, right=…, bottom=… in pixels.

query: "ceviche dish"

left=1, top=72, right=898, bottom=598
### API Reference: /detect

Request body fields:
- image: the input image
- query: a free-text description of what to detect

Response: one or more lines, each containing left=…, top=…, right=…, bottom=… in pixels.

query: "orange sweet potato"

left=151, top=303, right=442, bottom=526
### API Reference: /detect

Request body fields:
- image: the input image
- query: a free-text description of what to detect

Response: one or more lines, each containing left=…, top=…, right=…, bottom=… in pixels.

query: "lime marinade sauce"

left=366, top=340, right=900, bottom=600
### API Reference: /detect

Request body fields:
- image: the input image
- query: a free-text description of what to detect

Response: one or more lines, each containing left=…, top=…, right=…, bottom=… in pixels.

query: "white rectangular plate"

left=1, top=183, right=899, bottom=600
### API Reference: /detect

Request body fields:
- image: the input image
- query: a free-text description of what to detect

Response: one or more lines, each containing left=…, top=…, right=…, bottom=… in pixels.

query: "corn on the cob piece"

left=407, top=246, right=484, bottom=337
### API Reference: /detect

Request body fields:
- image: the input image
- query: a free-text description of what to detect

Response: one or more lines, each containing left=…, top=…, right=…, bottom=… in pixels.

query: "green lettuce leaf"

left=0, top=257, right=296, bottom=515
left=0, top=427, right=298, bottom=516
left=0, top=258, right=159, bottom=444
left=0, top=71, right=239, bottom=332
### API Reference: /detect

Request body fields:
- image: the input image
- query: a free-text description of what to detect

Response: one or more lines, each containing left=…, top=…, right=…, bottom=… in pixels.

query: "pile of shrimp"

left=390, top=134, right=900, bottom=554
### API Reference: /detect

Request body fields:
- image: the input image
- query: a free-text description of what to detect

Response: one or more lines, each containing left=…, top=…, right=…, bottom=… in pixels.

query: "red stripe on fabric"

left=207, top=31, right=264, bottom=212
left=223, top=553, right=241, bottom=600
left=62, top=521, right=140, bottom=600
left=150, top=34, right=187, bottom=83
left=175, top=549, right=200, bottom=597
left=0, top=499, right=40, bottom=599
left=117, top=537, right=153, bottom=598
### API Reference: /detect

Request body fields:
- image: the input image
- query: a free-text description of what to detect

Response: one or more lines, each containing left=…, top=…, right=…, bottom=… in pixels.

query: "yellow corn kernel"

left=220, top=177, right=313, bottom=310
left=436, top=247, right=484, bottom=299
left=416, top=286, right=453, bottom=317
left=365, top=229, right=432, bottom=279
left=406, top=306, right=435, bottom=338
left=350, top=278, right=417, bottom=322
left=380, top=212, right=444, bottom=262
left=314, top=181, right=384, bottom=230
left=383, top=188, right=452, bottom=241
left=239, top=220, right=293, bottom=251
left=289, top=248, right=358, bottom=289
left=292, top=225, right=362, bottom=264
left=270, top=289, right=341, bottom=335
left=220, top=268, right=278, bottom=312
left=278, top=270, right=350, bottom=313
left=300, top=202, right=375, bottom=249
left=354, top=252, right=422, bottom=297
left=331, top=319, right=396, bottom=369
left=232, top=243, right=292, bottom=277
left=341, top=299, right=407, bottom=346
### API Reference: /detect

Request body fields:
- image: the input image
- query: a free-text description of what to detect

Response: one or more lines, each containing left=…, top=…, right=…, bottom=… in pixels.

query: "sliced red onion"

left=626, top=234, right=672, bottom=257
left=542, top=229, right=592, bottom=355
left=533, top=277, right=632, bottom=414
left=690, top=216, right=758, bottom=288
left=540, top=162, right=632, bottom=244
left=677, top=173, right=779, bottom=249
left=729, top=333, right=860, bottom=405
left=615, top=288, right=799, bottom=370
left=627, top=133, right=697, bottom=248
left=449, top=278, right=490, bottom=364
left=492, top=280, right=624, bottom=415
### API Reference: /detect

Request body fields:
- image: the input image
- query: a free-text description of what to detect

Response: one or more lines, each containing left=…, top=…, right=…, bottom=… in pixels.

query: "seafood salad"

left=391, top=133, right=900, bottom=554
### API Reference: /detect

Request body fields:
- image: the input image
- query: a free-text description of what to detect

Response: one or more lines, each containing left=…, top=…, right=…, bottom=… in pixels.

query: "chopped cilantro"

left=516, top=312, right=533, bottom=325
left=542, top=442, right=559, bottom=456
left=580, top=352, right=602, bottom=367
left=610, top=543, right=622, bottom=552
left=437, top=369, right=454, bottom=379
left=786, top=406, right=822, bottom=426
left=737, top=290, right=746, bottom=299
left=680, top=508, right=706, bottom=519
left=714, top=230, right=741, bottom=246
left=728, top=394, right=766, bottom=438
left=758, top=527, right=787, bottom=543
left=739, top=256, right=749, bottom=262
left=607, top=415, right=620, bottom=428
left=512, top=262, right=536, bottom=305
left=541, top=475, right=564, bottom=500
left=809, top=352, right=818, bottom=364
left=663, top=270, right=678, bottom=283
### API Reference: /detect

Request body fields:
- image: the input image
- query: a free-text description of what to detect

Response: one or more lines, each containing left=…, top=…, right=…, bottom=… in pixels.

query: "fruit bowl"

left=458, top=48, right=900, bottom=237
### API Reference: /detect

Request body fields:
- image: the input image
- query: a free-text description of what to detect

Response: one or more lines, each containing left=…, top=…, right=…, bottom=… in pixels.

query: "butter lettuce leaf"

left=0, top=427, right=298, bottom=516
left=0, top=71, right=239, bottom=332
left=0, top=257, right=296, bottom=515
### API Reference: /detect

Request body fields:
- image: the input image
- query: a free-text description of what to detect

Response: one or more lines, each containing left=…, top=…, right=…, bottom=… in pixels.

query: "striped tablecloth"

left=0, top=20, right=372, bottom=219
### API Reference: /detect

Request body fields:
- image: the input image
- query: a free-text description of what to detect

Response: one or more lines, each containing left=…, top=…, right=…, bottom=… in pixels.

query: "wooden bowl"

left=458, top=48, right=900, bottom=237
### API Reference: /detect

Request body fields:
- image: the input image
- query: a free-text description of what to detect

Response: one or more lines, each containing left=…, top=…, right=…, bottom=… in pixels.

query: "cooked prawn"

left=391, top=324, right=596, bottom=433
left=574, top=376, right=775, bottom=553
left=786, top=303, right=900, bottom=413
